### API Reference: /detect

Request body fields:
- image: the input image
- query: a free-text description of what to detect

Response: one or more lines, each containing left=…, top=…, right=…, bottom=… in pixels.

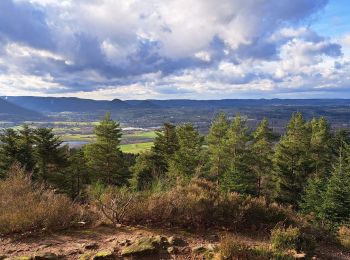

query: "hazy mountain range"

left=1, top=96, right=350, bottom=122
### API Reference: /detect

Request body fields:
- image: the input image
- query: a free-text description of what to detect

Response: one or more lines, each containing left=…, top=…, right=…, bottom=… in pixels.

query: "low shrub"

left=0, top=165, right=81, bottom=235
left=271, top=226, right=315, bottom=256
left=219, top=235, right=294, bottom=260
left=338, top=225, right=350, bottom=249
left=90, top=178, right=299, bottom=232
left=271, top=226, right=300, bottom=251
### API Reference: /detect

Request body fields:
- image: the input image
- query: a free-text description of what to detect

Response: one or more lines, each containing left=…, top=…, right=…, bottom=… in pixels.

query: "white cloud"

left=1, top=0, right=350, bottom=99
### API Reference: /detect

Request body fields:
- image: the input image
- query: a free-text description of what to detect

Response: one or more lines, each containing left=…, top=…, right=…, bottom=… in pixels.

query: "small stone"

left=168, top=236, right=187, bottom=246
left=121, top=237, right=159, bottom=257
left=84, top=243, right=99, bottom=250
left=119, top=239, right=131, bottom=246
left=192, top=245, right=207, bottom=254
left=167, top=246, right=178, bottom=254
left=294, top=253, right=306, bottom=259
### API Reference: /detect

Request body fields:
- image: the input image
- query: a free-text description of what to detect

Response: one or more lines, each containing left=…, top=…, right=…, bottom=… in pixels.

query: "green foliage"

left=33, top=127, right=68, bottom=185
left=299, top=176, right=326, bottom=220
left=207, top=112, right=229, bottom=181
left=271, top=226, right=315, bottom=256
left=131, top=151, right=160, bottom=190
left=219, top=235, right=295, bottom=260
left=271, top=226, right=300, bottom=251
left=168, top=124, right=204, bottom=180
left=84, top=113, right=129, bottom=186
left=310, top=117, right=334, bottom=178
left=221, top=114, right=256, bottom=195
left=251, top=118, right=273, bottom=197
left=321, top=150, right=350, bottom=224
left=274, top=112, right=312, bottom=207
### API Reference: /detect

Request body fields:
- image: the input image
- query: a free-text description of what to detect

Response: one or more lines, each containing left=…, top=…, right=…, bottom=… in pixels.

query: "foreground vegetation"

left=1, top=111, right=350, bottom=258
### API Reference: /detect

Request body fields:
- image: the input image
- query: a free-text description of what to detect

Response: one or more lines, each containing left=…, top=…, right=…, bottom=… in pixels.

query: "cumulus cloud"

left=0, top=0, right=349, bottom=99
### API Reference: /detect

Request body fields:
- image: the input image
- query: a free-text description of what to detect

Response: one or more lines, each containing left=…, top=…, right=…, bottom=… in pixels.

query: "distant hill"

left=3, top=96, right=350, bottom=114
left=0, top=98, right=43, bottom=121
left=4, top=96, right=131, bottom=112
left=127, top=99, right=350, bottom=108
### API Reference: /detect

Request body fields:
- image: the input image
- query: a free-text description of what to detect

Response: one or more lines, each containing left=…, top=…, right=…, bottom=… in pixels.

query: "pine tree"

left=207, top=112, right=229, bottom=182
left=274, top=112, right=312, bottom=207
left=0, top=129, right=20, bottom=177
left=84, top=113, right=128, bottom=186
left=151, top=123, right=179, bottom=176
left=221, top=114, right=256, bottom=194
left=321, top=139, right=350, bottom=224
left=310, top=117, right=334, bottom=178
left=299, top=176, right=326, bottom=220
left=66, top=149, right=89, bottom=199
left=33, top=127, right=68, bottom=184
left=168, top=124, right=203, bottom=180
left=251, top=118, right=273, bottom=197
left=130, top=151, right=159, bottom=190
left=17, top=125, right=36, bottom=173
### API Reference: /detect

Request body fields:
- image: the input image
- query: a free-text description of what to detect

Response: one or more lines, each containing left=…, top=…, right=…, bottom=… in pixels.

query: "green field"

left=120, top=142, right=153, bottom=154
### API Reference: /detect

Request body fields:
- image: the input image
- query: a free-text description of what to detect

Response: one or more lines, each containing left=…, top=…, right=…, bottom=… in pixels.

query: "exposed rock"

left=92, top=250, right=114, bottom=260
left=153, top=235, right=169, bottom=248
left=84, top=243, right=99, bottom=250
left=168, top=236, right=187, bottom=246
left=121, top=237, right=160, bottom=257
left=192, top=245, right=207, bottom=254
left=167, top=246, right=178, bottom=254
left=118, top=239, right=131, bottom=246
left=294, top=253, right=306, bottom=259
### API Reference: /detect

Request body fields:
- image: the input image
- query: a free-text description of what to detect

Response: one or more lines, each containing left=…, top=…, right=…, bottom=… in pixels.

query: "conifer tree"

left=84, top=113, right=128, bottom=186
left=321, top=137, right=350, bottom=224
left=251, top=118, right=273, bottom=197
left=168, top=124, right=203, bottom=180
left=274, top=112, right=312, bottom=207
left=299, top=176, right=326, bottom=220
left=221, top=114, right=256, bottom=194
left=130, top=151, right=159, bottom=190
left=33, top=127, right=68, bottom=183
left=17, top=125, right=36, bottom=173
left=66, top=149, right=89, bottom=199
left=207, top=112, right=229, bottom=182
left=310, top=117, right=334, bottom=178
left=151, top=123, right=179, bottom=175
left=0, top=129, right=20, bottom=177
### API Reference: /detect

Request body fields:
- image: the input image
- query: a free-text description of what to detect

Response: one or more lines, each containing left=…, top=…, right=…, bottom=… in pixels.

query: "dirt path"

left=1, top=226, right=349, bottom=259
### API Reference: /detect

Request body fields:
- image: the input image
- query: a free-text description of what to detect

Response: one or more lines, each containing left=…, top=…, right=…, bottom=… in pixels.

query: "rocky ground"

left=0, top=225, right=350, bottom=259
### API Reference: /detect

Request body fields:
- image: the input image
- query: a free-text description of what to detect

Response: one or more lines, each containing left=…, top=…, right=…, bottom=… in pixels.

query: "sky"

left=0, top=0, right=350, bottom=100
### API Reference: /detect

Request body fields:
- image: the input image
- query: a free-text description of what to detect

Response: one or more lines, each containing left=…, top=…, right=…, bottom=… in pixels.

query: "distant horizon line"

left=3, top=96, right=350, bottom=102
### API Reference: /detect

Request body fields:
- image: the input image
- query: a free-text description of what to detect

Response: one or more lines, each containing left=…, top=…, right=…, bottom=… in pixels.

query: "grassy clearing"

left=124, top=131, right=157, bottom=139
left=120, top=142, right=153, bottom=153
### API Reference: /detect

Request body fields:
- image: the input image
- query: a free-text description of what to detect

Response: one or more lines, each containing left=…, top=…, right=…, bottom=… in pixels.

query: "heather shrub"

left=89, top=183, right=138, bottom=227
left=271, top=226, right=316, bottom=257
left=219, top=235, right=294, bottom=260
left=93, top=178, right=299, bottom=232
left=0, top=165, right=81, bottom=234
